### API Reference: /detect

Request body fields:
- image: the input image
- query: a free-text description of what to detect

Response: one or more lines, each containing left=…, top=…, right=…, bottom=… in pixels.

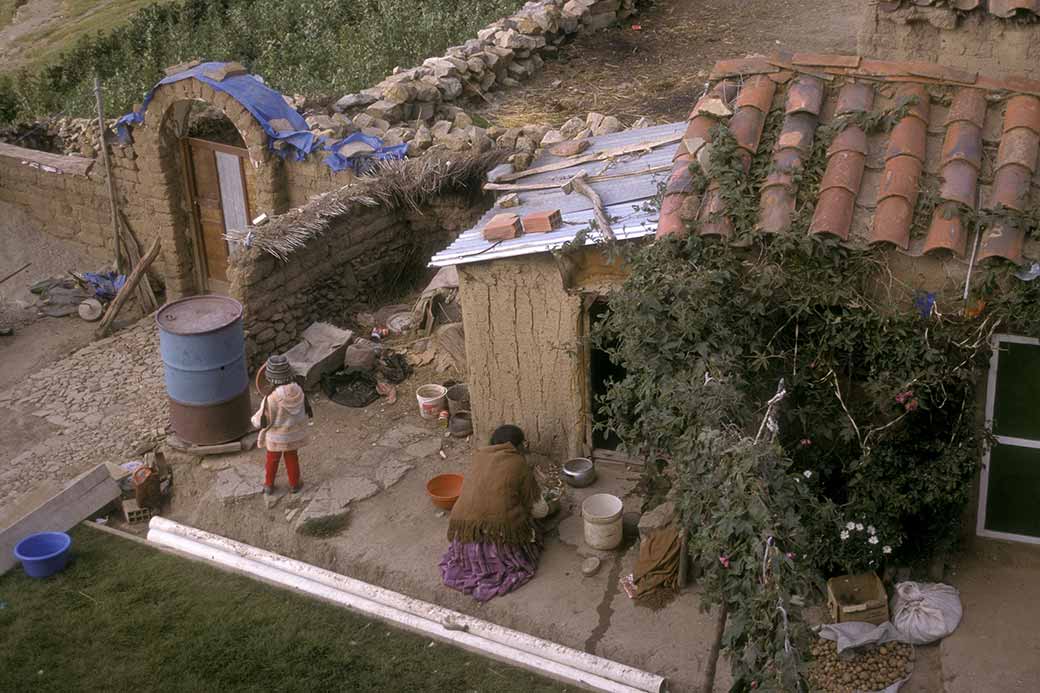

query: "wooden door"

left=184, top=138, right=250, bottom=293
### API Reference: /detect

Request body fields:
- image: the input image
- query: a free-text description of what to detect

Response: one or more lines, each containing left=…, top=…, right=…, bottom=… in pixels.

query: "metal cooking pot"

left=562, top=457, right=596, bottom=488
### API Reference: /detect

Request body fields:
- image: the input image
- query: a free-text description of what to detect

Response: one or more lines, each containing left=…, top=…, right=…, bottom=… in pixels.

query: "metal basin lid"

left=156, top=296, right=243, bottom=336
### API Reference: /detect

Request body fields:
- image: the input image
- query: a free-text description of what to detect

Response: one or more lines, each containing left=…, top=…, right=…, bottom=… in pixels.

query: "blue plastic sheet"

left=83, top=271, right=126, bottom=301
left=323, top=132, right=408, bottom=173
left=115, top=62, right=318, bottom=160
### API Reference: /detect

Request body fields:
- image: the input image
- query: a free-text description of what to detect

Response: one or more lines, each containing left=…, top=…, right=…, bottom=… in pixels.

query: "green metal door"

left=979, top=335, right=1040, bottom=543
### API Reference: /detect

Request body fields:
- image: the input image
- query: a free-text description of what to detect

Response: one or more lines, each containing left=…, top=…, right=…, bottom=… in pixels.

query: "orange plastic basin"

left=427, top=473, right=464, bottom=510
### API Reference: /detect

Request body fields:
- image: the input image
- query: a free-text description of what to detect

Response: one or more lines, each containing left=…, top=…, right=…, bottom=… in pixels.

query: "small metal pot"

left=562, top=457, right=596, bottom=488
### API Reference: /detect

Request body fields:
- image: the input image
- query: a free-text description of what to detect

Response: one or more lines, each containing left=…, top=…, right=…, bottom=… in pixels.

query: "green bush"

left=3, top=0, right=521, bottom=124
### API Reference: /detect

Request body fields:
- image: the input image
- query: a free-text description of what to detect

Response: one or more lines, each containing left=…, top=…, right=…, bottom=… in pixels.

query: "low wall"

left=858, top=3, right=1040, bottom=79
left=230, top=192, right=483, bottom=367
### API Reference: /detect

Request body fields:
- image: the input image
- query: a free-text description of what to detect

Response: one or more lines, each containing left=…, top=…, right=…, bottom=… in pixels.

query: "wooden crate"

left=827, top=572, right=889, bottom=625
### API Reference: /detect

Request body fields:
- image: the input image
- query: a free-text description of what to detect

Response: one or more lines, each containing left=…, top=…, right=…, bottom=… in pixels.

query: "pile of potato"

left=807, top=639, right=913, bottom=692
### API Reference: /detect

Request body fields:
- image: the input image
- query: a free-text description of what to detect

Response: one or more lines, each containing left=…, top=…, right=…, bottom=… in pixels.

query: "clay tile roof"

left=658, top=53, right=1040, bottom=266
left=885, top=0, right=1040, bottom=17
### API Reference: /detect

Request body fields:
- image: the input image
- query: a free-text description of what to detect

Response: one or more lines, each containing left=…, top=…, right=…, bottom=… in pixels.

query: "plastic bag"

left=891, top=581, right=962, bottom=645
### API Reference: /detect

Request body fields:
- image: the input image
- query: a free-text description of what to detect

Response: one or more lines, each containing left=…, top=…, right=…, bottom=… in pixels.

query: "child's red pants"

left=264, top=450, right=300, bottom=488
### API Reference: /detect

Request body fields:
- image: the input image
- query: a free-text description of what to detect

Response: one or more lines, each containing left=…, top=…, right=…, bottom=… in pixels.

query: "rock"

left=638, top=501, right=676, bottom=540
left=404, top=437, right=442, bottom=459
left=438, top=77, right=464, bottom=100
left=295, top=498, right=350, bottom=536
left=540, top=129, right=566, bottom=147
left=500, top=76, right=521, bottom=88
left=586, top=112, right=606, bottom=132
left=337, top=141, right=376, bottom=158
left=431, top=120, right=454, bottom=138
left=511, top=151, right=534, bottom=171
left=335, top=92, right=377, bottom=112
left=376, top=459, right=414, bottom=489
left=412, top=82, right=441, bottom=102
left=382, top=82, right=414, bottom=104
left=495, top=29, right=541, bottom=51
left=499, top=192, right=520, bottom=208
left=521, top=124, right=549, bottom=143
left=496, top=127, right=521, bottom=149
left=582, top=556, right=602, bottom=576
left=549, top=139, right=589, bottom=157
left=694, top=97, right=732, bottom=118
left=453, top=112, right=474, bottom=131
left=353, top=112, right=376, bottom=129
left=438, top=134, right=470, bottom=151
left=413, top=125, right=434, bottom=149
left=466, top=57, right=486, bottom=74
left=327, top=476, right=381, bottom=505
left=593, top=115, right=621, bottom=136
left=469, top=127, right=493, bottom=152
left=560, top=116, right=585, bottom=139
left=215, top=465, right=263, bottom=505
left=630, top=116, right=653, bottom=129
left=366, top=100, right=404, bottom=122
left=514, top=135, right=538, bottom=154
left=377, top=424, right=430, bottom=448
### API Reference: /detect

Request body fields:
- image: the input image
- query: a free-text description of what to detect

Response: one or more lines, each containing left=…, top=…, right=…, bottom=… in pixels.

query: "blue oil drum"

left=156, top=296, right=252, bottom=445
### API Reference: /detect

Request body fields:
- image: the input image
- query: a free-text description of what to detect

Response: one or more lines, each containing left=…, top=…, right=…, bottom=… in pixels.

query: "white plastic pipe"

left=147, top=517, right=666, bottom=693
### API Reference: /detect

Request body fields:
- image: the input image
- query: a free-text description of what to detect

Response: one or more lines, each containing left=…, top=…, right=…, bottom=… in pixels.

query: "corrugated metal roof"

left=430, top=122, right=683, bottom=267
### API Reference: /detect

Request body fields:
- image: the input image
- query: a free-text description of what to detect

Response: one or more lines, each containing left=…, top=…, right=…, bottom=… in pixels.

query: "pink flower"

left=895, top=390, right=913, bottom=405
left=719, top=555, right=730, bottom=569
left=786, top=552, right=796, bottom=560
left=799, top=438, right=812, bottom=447
left=905, top=398, right=919, bottom=412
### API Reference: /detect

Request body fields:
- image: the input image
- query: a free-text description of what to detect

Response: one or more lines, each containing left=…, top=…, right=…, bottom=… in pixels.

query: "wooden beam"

left=493, top=134, right=682, bottom=183
left=94, top=74, right=125, bottom=274
left=97, top=237, right=161, bottom=337
left=484, top=164, right=671, bottom=192
left=0, top=464, right=121, bottom=575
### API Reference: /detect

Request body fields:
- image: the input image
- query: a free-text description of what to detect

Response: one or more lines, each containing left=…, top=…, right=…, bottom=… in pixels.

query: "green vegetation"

left=0, top=0, right=28, bottom=30
left=0, top=527, right=566, bottom=693
left=0, top=0, right=521, bottom=124
left=589, top=98, right=1040, bottom=689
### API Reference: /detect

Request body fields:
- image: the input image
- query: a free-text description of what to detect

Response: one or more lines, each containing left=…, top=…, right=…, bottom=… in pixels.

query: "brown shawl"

left=448, top=443, right=540, bottom=545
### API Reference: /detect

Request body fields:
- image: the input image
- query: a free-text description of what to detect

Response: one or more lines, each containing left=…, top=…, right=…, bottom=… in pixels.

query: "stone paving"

left=0, top=319, right=167, bottom=510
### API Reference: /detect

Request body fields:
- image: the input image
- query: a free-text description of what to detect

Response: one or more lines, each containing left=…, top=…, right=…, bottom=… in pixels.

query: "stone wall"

left=230, top=192, right=484, bottom=367
left=858, top=3, right=1040, bottom=79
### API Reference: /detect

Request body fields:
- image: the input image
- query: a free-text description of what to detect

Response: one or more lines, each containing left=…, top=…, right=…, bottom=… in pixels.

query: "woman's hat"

left=265, top=354, right=295, bottom=386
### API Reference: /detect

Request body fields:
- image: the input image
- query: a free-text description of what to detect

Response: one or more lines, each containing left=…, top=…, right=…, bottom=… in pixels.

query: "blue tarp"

left=115, top=62, right=319, bottom=160
left=323, top=132, right=408, bottom=173
left=83, top=271, right=126, bottom=301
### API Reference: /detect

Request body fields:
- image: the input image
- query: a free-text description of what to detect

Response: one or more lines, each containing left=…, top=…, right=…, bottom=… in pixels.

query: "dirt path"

left=476, top=0, right=864, bottom=127
left=0, top=0, right=63, bottom=69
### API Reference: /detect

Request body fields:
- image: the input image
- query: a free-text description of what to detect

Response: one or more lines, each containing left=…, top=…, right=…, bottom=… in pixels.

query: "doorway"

left=978, top=334, right=1040, bottom=544
left=182, top=137, right=251, bottom=295
left=587, top=298, right=626, bottom=453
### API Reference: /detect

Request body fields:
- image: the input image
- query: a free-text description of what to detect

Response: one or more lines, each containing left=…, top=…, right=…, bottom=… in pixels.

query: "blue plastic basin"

left=13, top=532, right=72, bottom=579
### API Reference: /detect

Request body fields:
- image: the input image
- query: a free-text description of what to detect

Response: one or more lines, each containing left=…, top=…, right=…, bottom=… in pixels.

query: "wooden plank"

left=97, top=237, right=161, bottom=337
left=186, top=136, right=249, bottom=158
left=189, top=142, right=230, bottom=284
left=0, top=465, right=121, bottom=575
left=485, top=164, right=672, bottom=192
left=494, top=133, right=683, bottom=183
left=0, top=142, right=94, bottom=177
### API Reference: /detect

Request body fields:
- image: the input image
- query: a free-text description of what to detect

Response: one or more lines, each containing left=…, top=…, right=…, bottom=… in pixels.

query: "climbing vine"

left=589, top=97, right=1040, bottom=689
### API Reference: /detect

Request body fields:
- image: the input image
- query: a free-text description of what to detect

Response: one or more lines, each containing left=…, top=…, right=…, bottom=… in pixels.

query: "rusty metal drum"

left=156, top=296, right=251, bottom=445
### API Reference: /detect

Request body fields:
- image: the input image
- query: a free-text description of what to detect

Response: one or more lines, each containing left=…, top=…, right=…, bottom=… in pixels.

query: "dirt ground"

left=476, top=0, right=865, bottom=128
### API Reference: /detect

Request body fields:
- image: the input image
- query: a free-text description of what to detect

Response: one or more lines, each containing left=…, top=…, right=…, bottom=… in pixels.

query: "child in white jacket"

left=252, top=354, right=313, bottom=494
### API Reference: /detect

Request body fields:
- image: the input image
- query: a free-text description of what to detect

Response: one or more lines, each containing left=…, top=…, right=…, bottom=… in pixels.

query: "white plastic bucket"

left=416, top=384, right=448, bottom=420
left=582, top=493, right=623, bottom=550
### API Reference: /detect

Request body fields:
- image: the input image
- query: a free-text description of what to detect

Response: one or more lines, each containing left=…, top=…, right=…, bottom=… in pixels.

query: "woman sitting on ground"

left=440, top=424, right=548, bottom=602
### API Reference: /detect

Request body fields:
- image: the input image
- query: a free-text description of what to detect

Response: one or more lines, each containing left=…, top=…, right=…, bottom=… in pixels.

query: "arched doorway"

left=132, top=77, right=280, bottom=299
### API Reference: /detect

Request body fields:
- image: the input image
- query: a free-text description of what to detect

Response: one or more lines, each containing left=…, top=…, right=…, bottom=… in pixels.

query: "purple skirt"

left=440, top=539, right=542, bottom=602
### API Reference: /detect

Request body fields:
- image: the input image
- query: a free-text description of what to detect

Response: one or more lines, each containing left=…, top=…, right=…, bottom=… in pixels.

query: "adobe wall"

left=230, top=192, right=483, bottom=368
left=858, top=4, right=1040, bottom=79
left=457, top=246, right=630, bottom=461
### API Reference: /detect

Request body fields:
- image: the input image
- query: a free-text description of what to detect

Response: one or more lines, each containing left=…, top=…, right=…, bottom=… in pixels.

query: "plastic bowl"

left=14, top=532, right=72, bottom=579
left=427, top=473, right=464, bottom=510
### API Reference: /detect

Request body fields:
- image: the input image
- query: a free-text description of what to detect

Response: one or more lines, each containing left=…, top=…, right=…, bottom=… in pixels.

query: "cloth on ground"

left=321, top=368, right=379, bottom=407
left=440, top=538, right=541, bottom=602
left=378, top=351, right=412, bottom=384
left=82, top=272, right=126, bottom=301
left=251, top=383, right=311, bottom=451
left=115, top=62, right=318, bottom=160
left=818, top=621, right=906, bottom=655
left=323, top=133, right=407, bottom=173
left=448, top=443, right=540, bottom=546
left=632, top=523, right=681, bottom=597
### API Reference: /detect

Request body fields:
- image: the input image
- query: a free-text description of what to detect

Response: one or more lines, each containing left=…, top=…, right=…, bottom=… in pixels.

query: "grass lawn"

left=0, top=527, right=569, bottom=693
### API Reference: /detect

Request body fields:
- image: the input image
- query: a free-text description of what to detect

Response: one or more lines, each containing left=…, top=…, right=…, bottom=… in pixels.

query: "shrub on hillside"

left=3, top=0, right=520, bottom=124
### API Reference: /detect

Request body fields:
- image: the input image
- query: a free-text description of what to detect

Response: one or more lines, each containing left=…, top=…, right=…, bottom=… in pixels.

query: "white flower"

left=855, top=523, right=864, bottom=532
left=846, top=522, right=856, bottom=531
left=803, top=470, right=812, bottom=478
left=883, top=546, right=892, bottom=554
left=840, top=530, right=850, bottom=541
left=867, top=525, right=876, bottom=535
left=868, top=536, right=879, bottom=545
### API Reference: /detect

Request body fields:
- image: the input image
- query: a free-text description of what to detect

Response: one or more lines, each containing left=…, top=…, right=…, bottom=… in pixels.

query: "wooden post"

left=94, top=74, right=124, bottom=274
left=97, top=238, right=161, bottom=337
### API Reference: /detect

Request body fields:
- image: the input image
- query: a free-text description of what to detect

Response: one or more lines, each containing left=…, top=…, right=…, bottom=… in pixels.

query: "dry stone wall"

left=858, top=4, right=1040, bottom=79
left=230, top=193, right=483, bottom=367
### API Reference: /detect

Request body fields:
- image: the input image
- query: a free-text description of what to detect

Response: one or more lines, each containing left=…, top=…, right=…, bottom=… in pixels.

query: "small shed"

left=431, top=122, right=682, bottom=462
